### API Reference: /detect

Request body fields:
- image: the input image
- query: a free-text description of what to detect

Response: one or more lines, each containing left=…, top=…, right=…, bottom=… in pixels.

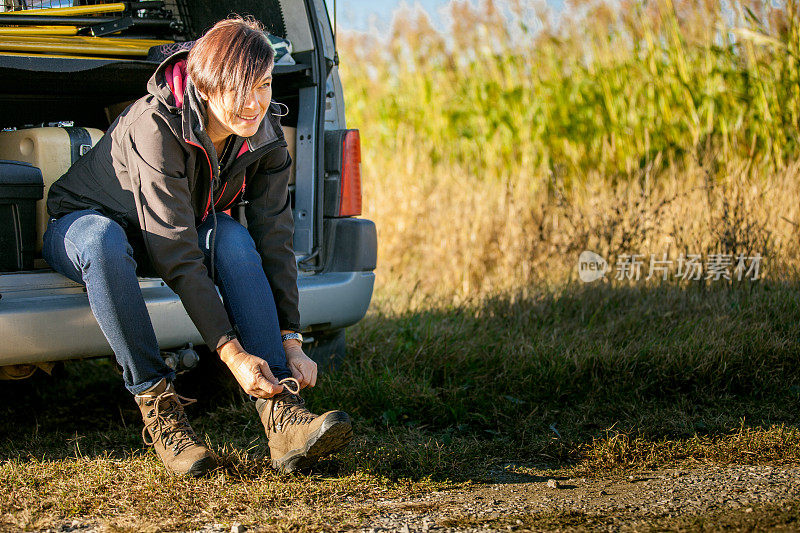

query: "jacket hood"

left=147, top=49, right=190, bottom=114
left=146, top=49, right=217, bottom=164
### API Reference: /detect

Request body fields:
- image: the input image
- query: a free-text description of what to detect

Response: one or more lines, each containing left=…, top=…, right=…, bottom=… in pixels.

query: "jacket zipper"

left=214, top=181, right=227, bottom=207
left=218, top=140, right=251, bottom=211
left=222, top=152, right=291, bottom=212
left=186, top=136, right=287, bottom=221
left=219, top=176, right=244, bottom=211
left=184, top=138, right=215, bottom=222
left=216, top=137, right=287, bottom=212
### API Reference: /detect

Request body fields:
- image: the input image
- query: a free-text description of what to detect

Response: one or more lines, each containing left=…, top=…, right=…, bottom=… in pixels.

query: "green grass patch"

left=1, top=281, right=799, bottom=528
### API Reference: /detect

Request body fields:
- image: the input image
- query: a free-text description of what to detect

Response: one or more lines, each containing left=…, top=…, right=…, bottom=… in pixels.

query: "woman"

left=42, top=16, right=352, bottom=476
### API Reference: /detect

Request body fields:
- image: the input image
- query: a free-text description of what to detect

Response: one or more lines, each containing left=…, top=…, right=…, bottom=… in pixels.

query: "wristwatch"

left=281, top=332, right=303, bottom=343
left=217, top=328, right=238, bottom=348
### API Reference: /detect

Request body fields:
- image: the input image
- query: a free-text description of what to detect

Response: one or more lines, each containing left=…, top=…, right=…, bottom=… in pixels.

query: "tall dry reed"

left=337, top=0, right=800, bottom=302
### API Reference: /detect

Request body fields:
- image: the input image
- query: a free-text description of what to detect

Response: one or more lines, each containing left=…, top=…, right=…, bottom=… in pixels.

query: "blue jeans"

left=42, top=209, right=291, bottom=395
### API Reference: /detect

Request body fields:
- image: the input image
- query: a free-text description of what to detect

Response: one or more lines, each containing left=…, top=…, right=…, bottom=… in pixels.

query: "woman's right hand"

left=218, top=339, right=284, bottom=398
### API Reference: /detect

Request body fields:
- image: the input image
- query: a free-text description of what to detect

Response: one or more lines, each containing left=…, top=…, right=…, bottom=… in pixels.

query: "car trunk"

left=0, top=0, right=327, bottom=274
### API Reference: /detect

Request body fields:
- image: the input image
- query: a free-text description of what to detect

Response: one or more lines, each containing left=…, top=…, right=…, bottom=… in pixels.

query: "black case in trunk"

left=0, top=160, right=43, bottom=272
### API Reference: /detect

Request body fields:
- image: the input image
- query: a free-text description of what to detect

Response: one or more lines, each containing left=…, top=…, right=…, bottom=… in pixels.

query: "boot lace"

left=141, top=390, right=200, bottom=456
left=263, top=377, right=317, bottom=432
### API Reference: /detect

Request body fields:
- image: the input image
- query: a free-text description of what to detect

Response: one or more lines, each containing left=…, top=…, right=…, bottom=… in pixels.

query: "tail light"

left=339, top=130, right=362, bottom=216
left=324, top=129, right=362, bottom=217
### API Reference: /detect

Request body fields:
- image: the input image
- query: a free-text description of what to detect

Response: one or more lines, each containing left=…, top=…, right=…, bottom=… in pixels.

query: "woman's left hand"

left=284, top=341, right=318, bottom=389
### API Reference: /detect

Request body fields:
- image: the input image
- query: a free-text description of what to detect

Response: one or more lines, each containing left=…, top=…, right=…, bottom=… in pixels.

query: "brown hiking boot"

left=256, top=378, right=353, bottom=473
left=134, top=379, right=217, bottom=477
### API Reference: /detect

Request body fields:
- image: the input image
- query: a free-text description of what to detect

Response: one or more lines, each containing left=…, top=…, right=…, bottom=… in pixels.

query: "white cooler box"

left=0, top=127, right=104, bottom=253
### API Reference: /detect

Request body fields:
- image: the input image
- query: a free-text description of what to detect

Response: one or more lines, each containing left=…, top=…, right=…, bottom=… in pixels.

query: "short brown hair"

left=187, top=15, right=275, bottom=114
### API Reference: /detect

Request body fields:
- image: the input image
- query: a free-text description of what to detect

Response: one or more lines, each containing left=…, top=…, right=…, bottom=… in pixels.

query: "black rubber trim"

left=323, top=218, right=377, bottom=272
left=304, top=0, right=328, bottom=271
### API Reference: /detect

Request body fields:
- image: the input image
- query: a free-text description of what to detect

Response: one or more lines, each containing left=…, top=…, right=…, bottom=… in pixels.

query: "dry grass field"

left=345, top=0, right=800, bottom=300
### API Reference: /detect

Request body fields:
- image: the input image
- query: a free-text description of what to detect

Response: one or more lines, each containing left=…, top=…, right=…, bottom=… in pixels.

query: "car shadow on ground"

left=0, top=352, right=244, bottom=459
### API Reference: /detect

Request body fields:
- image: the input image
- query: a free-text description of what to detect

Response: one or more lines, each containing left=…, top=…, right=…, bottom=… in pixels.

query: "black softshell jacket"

left=47, top=50, right=301, bottom=349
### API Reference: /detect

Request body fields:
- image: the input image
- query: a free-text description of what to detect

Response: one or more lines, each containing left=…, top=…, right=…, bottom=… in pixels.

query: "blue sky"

left=327, top=0, right=567, bottom=33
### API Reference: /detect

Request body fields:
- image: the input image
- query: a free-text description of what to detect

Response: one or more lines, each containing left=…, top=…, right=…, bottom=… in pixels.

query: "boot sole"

left=272, top=411, right=353, bottom=473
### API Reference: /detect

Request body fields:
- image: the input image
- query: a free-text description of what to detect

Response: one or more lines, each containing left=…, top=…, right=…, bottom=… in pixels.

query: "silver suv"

left=0, top=0, right=376, bottom=379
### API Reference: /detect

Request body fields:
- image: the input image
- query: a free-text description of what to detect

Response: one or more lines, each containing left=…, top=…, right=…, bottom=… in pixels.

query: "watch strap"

left=217, top=328, right=238, bottom=349
left=281, top=332, right=303, bottom=343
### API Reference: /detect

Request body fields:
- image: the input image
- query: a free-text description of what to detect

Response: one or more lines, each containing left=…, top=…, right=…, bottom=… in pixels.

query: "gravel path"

left=354, top=463, right=800, bottom=532
left=34, top=463, right=800, bottom=532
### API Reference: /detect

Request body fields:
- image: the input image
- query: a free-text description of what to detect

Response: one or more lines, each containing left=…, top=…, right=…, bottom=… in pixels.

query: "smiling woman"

left=40, top=15, right=353, bottom=477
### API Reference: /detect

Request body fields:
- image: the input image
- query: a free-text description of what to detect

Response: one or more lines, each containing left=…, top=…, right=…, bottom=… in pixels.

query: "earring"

left=271, top=101, right=289, bottom=117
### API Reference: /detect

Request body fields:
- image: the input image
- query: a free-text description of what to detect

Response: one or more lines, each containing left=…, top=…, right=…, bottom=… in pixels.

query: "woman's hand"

left=283, top=340, right=317, bottom=389
left=218, top=339, right=284, bottom=398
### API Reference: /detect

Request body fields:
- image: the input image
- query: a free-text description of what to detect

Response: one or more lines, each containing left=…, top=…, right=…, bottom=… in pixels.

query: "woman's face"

left=203, top=66, right=273, bottom=141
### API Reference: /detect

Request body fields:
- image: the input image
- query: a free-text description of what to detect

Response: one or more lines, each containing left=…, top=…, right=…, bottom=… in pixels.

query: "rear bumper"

left=323, top=217, right=377, bottom=272
left=0, top=269, right=374, bottom=366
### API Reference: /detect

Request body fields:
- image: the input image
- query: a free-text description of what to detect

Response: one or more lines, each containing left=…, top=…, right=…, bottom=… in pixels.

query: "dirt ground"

left=31, top=462, right=800, bottom=532
left=346, top=462, right=800, bottom=532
